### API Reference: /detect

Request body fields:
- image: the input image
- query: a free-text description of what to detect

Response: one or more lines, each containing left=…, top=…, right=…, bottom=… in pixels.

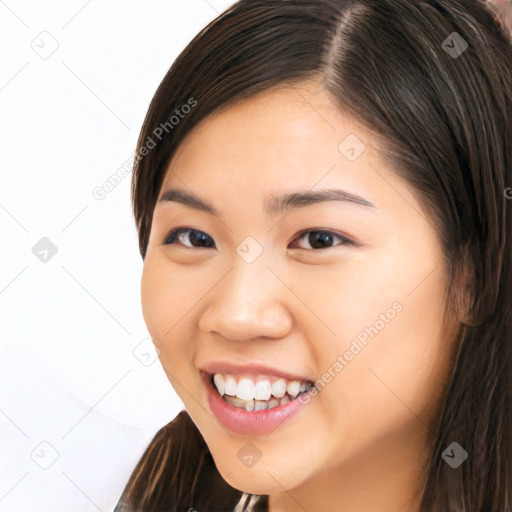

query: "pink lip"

left=199, top=358, right=313, bottom=382
left=201, top=371, right=310, bottom=436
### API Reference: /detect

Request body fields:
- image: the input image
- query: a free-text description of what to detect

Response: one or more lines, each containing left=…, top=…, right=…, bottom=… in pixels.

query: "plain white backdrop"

left=0, top=1, right=236, bottom=510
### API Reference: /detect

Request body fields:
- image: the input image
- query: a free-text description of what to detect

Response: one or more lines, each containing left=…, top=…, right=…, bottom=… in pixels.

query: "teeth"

left=224, top=394, right=287, bottom=411
left=224, top=395, right=252, bottom=409
left=254, top=399, right=268, bottom=410
left=254, top=380, right=272, bottom=400
left=224, top=375, right=237, bottom=396
left=211, top=372, right=312, bottom=410
left=286, top=381, right=301, bottom=398
left=236, top=378, right=255, bottom=400
left=271, top=378, right=287, bottom=398
left=213, top=374, right=225, bottom=396
left=267, top=397, right=280, bottom=408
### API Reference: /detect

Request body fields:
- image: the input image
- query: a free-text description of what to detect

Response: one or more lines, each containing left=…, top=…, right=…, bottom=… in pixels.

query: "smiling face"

left=140, top=79, right=461, bottom=510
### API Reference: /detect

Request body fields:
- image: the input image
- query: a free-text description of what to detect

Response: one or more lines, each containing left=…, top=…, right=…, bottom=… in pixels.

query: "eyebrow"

left=157, top=187, right=376, bottom=216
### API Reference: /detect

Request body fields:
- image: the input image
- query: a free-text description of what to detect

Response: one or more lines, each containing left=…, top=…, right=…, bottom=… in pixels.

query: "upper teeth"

left=212, top=373, right=311, bottom=400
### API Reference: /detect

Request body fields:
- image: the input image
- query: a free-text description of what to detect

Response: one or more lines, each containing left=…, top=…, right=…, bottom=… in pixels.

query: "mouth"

left=201, top=369, right=316, bottom=436
left=208, top=372, right=315, bottom=411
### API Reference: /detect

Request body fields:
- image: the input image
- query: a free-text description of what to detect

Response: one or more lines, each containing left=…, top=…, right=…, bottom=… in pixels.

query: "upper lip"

left=199, top=358, right=314, bottom=382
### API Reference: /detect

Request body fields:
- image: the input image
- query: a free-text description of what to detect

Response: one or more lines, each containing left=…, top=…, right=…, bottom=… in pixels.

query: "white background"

left=0, top=1, right=236, bottom=511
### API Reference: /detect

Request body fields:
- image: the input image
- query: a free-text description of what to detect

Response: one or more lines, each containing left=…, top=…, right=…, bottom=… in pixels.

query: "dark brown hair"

left=117, top=1, right=512, bottom=510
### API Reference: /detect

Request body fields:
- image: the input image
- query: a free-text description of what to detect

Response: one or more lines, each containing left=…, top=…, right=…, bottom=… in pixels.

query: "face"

left=141, top=79, right=460, bottom=509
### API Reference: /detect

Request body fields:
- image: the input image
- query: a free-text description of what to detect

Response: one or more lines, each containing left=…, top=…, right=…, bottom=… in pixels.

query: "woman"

left=115, top=0, right=512, bottom=510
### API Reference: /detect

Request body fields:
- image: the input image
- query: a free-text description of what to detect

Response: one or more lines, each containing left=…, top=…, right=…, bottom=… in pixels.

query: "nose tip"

left=199, top=301, right=292, bottom=341
left=198, top=266, right=293, bottom=342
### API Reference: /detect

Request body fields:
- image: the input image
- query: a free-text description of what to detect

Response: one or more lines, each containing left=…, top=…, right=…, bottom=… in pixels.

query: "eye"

left=163, top=228, right=215, bottom=248
left=163, top=227, right=354, bottom=250
left=288, top=229, right=354, bottom=250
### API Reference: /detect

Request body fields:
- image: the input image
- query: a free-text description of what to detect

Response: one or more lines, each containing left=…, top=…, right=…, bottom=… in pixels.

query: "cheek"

left=140, top=258, right=192, bottom=362
left=141, top=255, right=198, bottom=335
left=308, top=248, right=452, bottom=448
left=140, top=260, right=170, bottom=339
left=141, top=260, right=200, bottom=400
left=324, top=274, right=452, bottom=442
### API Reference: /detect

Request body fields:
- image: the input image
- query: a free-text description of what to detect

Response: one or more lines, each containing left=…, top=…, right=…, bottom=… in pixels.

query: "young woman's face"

left=141, top=80, right=460, bottom=509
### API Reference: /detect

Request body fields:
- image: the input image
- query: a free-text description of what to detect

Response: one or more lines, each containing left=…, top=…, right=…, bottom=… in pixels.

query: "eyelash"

left=162, top=227, right=355, bottom=250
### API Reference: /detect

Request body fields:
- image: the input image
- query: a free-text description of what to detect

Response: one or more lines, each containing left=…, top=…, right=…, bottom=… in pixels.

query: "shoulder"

left=113, top=412, right=192, bottom=512
left=113, top=410, right=244, bottom=512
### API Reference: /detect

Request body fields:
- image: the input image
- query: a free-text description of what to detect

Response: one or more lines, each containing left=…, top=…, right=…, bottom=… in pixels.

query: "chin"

left=224, top=476, right=280, bottom=496
left=215, top=459, right=294, bottom=496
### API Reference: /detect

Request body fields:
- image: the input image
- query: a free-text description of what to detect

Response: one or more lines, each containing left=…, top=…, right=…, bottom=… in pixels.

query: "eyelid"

left=291, top=228, right=356, bottom=248
left=162, top=227, right=357, bottom=249
left=163, top=227, right=214, bottom=247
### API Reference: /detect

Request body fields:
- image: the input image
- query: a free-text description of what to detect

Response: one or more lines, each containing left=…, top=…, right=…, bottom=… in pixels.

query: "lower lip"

left=202, top=371, right=310, bottom=437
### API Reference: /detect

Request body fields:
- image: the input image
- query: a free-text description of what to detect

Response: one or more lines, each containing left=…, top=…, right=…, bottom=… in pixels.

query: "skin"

left=140, top=78, right=461, bottom=512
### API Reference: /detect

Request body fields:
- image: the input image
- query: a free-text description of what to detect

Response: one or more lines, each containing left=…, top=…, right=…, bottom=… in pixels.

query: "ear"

left=451, top=264, right=476, bottom=326
left=449, top=245, right=482, bottom=327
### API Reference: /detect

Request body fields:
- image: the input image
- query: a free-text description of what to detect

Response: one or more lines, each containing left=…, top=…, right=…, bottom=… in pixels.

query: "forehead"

left=160, top=82, right=378, bottom=198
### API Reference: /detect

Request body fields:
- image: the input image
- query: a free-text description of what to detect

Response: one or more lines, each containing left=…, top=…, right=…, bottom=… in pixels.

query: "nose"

left=198, top=259, right=293, bottom=342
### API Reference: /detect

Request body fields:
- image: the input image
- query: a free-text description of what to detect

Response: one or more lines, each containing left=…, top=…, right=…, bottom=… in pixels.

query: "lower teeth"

left=222, top=393, right=293, bottom=411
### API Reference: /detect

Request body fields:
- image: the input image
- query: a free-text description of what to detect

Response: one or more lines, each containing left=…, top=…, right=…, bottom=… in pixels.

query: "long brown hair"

left=117, top=1, right=512, bottom=510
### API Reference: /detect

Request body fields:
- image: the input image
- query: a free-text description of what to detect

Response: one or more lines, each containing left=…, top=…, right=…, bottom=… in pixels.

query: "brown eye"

left=163, top=228, right=215, bottom=248
left=163, top=227, right=354, bottom=251
left=288, top=229, right=353, bottom=250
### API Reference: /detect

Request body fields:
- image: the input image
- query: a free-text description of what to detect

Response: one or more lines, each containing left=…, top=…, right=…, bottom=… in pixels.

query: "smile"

left=201, top=369, right=316, bottom=436
left=210, top=373, right=314, bottom=411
